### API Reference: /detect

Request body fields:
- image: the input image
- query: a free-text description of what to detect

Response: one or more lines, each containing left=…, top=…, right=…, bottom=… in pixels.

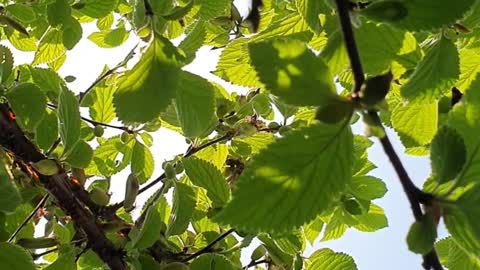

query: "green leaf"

left=436, top=237, right=480, bottom=270
left=321, top=30, right=349, bottom=76
left=406, top=214, right=438, bottom=254
left=190, top=254, right=235, bottom=270
left=96, top=14, right=114, bottom=31
left=113, top=37, right=185, bottom=123
left=86, top=136, right=134, bottom=177
left=214, top=38, right=261, bottom=88
left=321, top=211, right=348, bottom=241
left=131, top=209, right=161, bottom=250
left=47, top=0, right=71, bottom=26
left=58, top=88, right=81, bottom=157
left=179, top=21, right=206, bottom=64
left=197, top=0, right=231, bottom=20
left=35, top=110, right=58, bottom=152
left=303, top=216, right=324, bottom=245
left=88, top=83, right=115, bottom=124
left=88, top=27, right=129, bottom=48
left=33, top=28, right=66, bottom=65
left=401, top=38, right=459, bottom=102
left=349, top=176, right=387, bottom=201
left=62, top=17, right=83, bottom=50
left=391, top=102, right=438, bottom=147
left=430, top=126, right=466, bottom=184
left=362, top=0, right=475, bottom=31
left=0, top=158, right=21, bottom=214
left=249, top=39, right=336, bottom=106
left=131, top=140, right=154, bottom=184
left=447, top=75, right=480, bottom=186
left=6, top=83, right=46, bottom=132
left=5, top=28, right=37, bottom=52
left=352, top=204, right=388, bottom=232
left=6, top=4, right=36, bottom=24
left=194, top=144, right=228, bottom=170
left=166, top=182, right=196, bottom=236
left=64, top=140, right=93, bottom=168
left=175, top=71, right=216, bottom=138
left=0, top=243, right=35, bottom=270
left=0, top=45, right=13, bottom=83
left=45, top=246, right=76, bottom=270
left=75, top=0, right=118, bottom=18
left=183, top=157, right=230, bottom=207
left=457, top=48, right=480, bottom=93
left=29, top=67, right=64, bottom=98
left=355, top=22, right=407, bottom=75
left=215, top=123, right=353, bottom=233
left=307, top=248, right=357, bottom=270
left=295, top=0, right=321, bottom=34
left=443, top=185, right=480, bottom=259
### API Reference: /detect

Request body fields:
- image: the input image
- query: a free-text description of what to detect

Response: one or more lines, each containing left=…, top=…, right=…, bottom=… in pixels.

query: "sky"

left=1, top=14, right=448, bottom=270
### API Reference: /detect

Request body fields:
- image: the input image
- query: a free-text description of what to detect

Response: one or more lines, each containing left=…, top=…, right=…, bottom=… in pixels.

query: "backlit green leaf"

left=58, top=88, right=81, bottom=157
left=362, top=0, right=475, bottom=31
left=113, top=37, right=185, bottom=123
left=249, top=39, right=336, bottom=106
left=184, top=157, right=230, bottom=207
left=131, top=140, right=154, bottom=184
left=307, top=248, right=357, bottom=270
left=391, top=102, right=438, bottom=147
left=215, top=123, right=353, bottom=233
left=6, top=83, right=46, bottom=132
left=33, top=28, right=66, bottom=65
left=64, top=140, right=93, bottom=168
left=430, top=126, right=466, bottom=184
left=166, top=182, right=196, bottom=236
left=401, top=38, right=459, bottom=102
left=74, top=0, right=118, bottom=18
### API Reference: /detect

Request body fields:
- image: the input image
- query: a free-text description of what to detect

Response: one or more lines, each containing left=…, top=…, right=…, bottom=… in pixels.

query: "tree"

left=0, top=0, right=479, bottom=269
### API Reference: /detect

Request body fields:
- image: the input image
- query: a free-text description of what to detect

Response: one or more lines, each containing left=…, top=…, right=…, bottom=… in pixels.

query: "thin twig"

left=8, top=195, right=49, bottom=242
left=47, top=103, right=133, bottom=133
left=32, top=247, right=58, bottom=260
left=8, top=194, right=49, bottom=242
left=334, top=2, right=443, bottom=269
left=78, top=45, right=137, bottom=104
left=140, top=133, right=233, bottom=194
left=243, top=259, right=269, bottom=269
left=80, top=116, right=133, bottom=133
left=182, top=228, right=235, bottom=262
left=334, top=0, right=365, bottom=93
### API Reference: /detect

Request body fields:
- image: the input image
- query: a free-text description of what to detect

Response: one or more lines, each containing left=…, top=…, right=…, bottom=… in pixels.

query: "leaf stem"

left=8, top=194, right=49, bottom=242
left=182, top=228, right=235, bottom=262
left=334, top=2, right=443, bottom=269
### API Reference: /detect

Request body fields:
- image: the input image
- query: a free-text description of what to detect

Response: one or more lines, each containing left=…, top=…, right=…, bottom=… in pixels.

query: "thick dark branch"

left=334, top=0, right=365, bottom=93
left=182, top=228, right=235, bottom=262
left=143, top=0, right=154, bottom=16
left=334, top=2, right=443, bottom=269
left=0, top=105, right=126, bottom=270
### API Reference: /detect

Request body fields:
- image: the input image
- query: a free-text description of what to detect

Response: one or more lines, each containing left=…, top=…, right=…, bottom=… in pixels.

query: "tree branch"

left=182, top=228, right=235, bottom=262
left=333, top=2, right=443, bottom=269
left=0, top=105, right=126, bottom=270
left=334, top=0, right=365, bottom=93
